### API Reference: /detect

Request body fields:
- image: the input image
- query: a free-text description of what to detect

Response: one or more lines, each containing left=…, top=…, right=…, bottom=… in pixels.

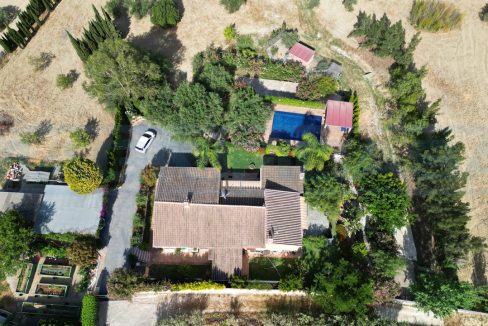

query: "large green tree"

left=359, top=172, right=410, bottom=233
left=136, top=84, right=175, bottom=126
left=64, top=157, right=103, bottom=195
left=170, top=82, right=224, bottom=139
left=150, top=0, right=180, bottom=28
left=305, top=172, right=350, bottom=222
left=296, top=133, right=333, bottom=171
left=311, top=258, right=374, bottom=315
left=412, top=272, right=480, bottom=317
left=0, top=210, right=35, bottom=278
left=84, top=38, right=164, bottom=108
left=195, top=63, right=233, bottom=96
left=225, top=87, right=272, bottom=151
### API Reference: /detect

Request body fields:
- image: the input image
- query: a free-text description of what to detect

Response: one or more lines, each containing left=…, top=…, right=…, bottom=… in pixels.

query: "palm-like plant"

left=296, top=132, right=333, bottom=171
left=192, top=137, right=224, bottom=171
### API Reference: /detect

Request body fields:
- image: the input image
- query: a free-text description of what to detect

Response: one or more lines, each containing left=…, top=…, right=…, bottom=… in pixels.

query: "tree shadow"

left=67, top=69, right=80, bottom=83
left=156, top=293, right=209, bottom=323
left=114, top=5, right=131, bottom=38
left=471, top=252, right=487, bottom=286
left=129, top=26, right=186, bottom=84
left=84, top=117, right=100, bottom=140
left=35, top=119, right=52, bottom=141
left=34, top=201, right=56, bottom=234
left=96, top=135, right=113, bottom=173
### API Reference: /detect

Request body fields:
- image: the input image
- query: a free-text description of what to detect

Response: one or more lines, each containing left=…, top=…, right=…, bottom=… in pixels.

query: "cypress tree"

left=6, top=27, right=24, bottom=48
left=40, top=0, right=54, bottom=11
left=25, top=6, right=41, bottom=26
left=67, top=31, right=90, bottom=62
left=0, top=36, right=14, bottom=53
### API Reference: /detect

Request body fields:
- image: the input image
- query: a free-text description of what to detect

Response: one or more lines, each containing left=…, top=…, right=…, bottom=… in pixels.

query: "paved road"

left=98, top=121, right=193, bottom=293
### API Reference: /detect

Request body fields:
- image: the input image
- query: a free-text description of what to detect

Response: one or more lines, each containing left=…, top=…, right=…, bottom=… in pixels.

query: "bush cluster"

left=171, top=281, right=226, bottom=291
left=410, top=0, right=463, bottom=32
left=220, top=0, right=246, bottom=13
left=69, top=128, right=91, bottom=148
left=64, top=157, right=102, bottom=194
left=296, top=76, right=337, bottom=100
left=151, top=0, right=181, bottom=28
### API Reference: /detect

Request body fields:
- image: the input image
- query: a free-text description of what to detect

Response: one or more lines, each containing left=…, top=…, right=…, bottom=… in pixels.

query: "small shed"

left=288, top=42, right=315, bottom=65
left=36, top=185, right=103, bottom=234
left=325, top=100, right=353, bottom=130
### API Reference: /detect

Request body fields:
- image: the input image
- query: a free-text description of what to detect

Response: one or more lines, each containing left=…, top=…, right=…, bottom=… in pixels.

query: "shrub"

left=306, top=0, right=320, bottom=10
left=349, top=91, right=360, bottom=137
left=224, top=24, right=237, bottom=41
left=70, top=128, right=91, bottom=148
left=246, top=282, right=273, bottom=290
left=265, top=140, right=291, bottom=157
left=342, top=0, right=357, bottom=11
left=220, top=0, right=246, bottom=13
left=0, top=111, right=14, bottom=135
left=67, top=236, right=99, bottom=268
left=64, top=157, right=103, bottom=194
left=260, top=60, right=304, bottom=82
left=136, top=193, right=148, bottom=207
left=19, top=131, right=41, bottom=144
left=56, top=70, right=78, bottom=89
left=140, top=164, right=158, bottom=187
left=280, top=30, right=299, bottom=48
left=151, top=0, right=181, bottom=28
left=171, top=281, right=226, bottom=291
left=278, top=274, right=303, bottom=291
left=28, top=52, right=55, bottom=71
left=409, top=0, right=463, bottom=32
left=296, top=76, right=338, bottom=100
left=236, top=34, right=254, bottom=51
left=480, top=4, right=488, bottom=22
left=229, top=275, right=246, bottom=288
left=126, top=0, right=152, bottom=19
left=108, top=269, right=143, bottom=299
left=81, top=294, right=97, bottom=326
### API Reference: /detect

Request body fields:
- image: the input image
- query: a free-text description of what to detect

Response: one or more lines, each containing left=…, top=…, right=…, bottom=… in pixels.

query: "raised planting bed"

left=21, top=302, right=80, bottom=317
left=35, top=284, right=68, bottom=297
left=16, top=263, right=37, bottom=294
left=40, top=264, right=72, bottom=278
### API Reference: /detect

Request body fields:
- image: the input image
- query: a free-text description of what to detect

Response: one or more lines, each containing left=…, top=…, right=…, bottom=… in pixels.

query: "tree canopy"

left=192, top=138, right=224, bottom=171
left=296, top=133, right=333, bottom=171
left=169, top=82, right=224, bottom=139
left=150, top=0, right=181, bottom=28
left=84, top=38, right=164, bottom=108
left=67, top=236, right=99, bottom=268
left=64, top=157, right=102, bottom=195
left=136, top=84, right=175, bottom=126
left=305, top=172, right=350, bottom=221
left=0, top=210, right=35, bottom=278
left=224, top=87, right=272, bottom=151
left=195, top=63, right=233, bottom=96
left=359, top=172, right=410, bottom=233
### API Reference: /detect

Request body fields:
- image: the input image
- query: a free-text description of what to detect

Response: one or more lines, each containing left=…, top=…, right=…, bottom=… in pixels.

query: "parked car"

left=135, top=130, right=156, bottom=153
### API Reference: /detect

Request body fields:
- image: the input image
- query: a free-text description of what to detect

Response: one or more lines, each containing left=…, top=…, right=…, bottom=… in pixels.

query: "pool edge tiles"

left=270, top=111, right=323, bottom=141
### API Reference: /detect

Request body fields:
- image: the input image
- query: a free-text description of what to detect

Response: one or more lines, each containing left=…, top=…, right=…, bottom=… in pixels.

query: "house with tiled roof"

left=151, top=166, right=305, bottom=281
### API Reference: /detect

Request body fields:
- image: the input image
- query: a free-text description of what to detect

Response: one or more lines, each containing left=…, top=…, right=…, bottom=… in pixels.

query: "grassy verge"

left=265, top=95, right=324, bottom=109
left=227, top=147, right=263, bottom=170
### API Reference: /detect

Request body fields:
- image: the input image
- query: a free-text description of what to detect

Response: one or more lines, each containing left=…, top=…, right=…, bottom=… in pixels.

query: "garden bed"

left=227, top=148, right=263, bottom=170
left=249, top=257, right=296, bottom=281
left=40, top=264, right=72, bottom=278
left=16, top=263, right=37, bottom=294
left=35, top=284, right=68, bottom=297
left=21, top=302, right=80, bottom=317
left=149, top=264, right=211, bottom=282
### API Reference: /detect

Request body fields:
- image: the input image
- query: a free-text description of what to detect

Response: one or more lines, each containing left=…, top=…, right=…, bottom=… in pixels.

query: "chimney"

left=184, top=193, right=190, bottom=208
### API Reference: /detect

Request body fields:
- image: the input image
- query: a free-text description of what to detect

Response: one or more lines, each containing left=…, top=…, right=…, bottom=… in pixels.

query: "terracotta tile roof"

left=261, top=165, right=304, bottom=193
left=265, top=189, right=303, bottom=246
left=288, top=42, right=315, bottom=63
left=325, top=100, right=353, bottom=128
left=152, top=202, right=266, bottom=249
left=155, top=167, right=221, bottom=204
left=210, top=248, right=243, bottom=281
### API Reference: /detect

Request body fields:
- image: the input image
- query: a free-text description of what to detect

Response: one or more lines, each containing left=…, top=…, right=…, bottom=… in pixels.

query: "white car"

left=135, top=130, right=156, bottom=153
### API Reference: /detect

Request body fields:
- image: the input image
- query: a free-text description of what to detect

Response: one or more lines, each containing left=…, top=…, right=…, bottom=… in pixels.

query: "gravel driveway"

left=98, top=121, right=192, bottom=294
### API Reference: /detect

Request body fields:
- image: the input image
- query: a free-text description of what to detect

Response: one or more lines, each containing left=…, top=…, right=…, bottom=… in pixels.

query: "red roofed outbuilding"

left=324, top=100, right=354, bottom=148
left=288, top=42, right=315, bottom=65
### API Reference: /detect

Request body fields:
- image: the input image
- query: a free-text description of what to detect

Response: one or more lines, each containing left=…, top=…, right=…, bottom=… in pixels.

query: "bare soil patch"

left=0, top=0, right=113, bottom=165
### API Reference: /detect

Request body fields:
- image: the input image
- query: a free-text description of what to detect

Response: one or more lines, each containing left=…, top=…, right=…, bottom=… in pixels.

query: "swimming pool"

left=270, top=111, right=322, bottom=141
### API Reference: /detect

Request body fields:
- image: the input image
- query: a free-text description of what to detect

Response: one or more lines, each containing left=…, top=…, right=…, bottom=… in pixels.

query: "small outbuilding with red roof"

left=323, top=100, right=354, bottom=148
left=288, top=42, right=315, bottom=65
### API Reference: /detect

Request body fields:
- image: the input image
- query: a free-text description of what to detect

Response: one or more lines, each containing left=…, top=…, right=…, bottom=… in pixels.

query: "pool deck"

left=264, top=104, right=326, bottom=144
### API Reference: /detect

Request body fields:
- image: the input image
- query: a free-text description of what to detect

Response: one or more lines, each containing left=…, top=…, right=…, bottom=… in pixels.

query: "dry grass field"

left=1, top=0, right=487, bottom=281
left=0, top=0, right=113, bottom=165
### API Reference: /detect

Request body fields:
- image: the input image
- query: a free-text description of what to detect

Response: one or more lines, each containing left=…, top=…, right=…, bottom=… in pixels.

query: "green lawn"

left=249, top=257, right=296, bottom=281
left=227, top=148, right=263, bottom=170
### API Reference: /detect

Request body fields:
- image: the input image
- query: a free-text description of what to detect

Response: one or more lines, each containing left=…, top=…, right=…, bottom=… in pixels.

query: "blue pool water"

left=271, top=111, right=322, bottom=141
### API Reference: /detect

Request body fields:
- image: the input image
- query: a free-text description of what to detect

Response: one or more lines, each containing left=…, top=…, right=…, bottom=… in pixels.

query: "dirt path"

left=0, top=0, right=113, bottom=164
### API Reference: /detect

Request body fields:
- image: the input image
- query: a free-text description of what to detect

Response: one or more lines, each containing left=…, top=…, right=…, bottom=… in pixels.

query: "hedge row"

left=81, top=294, right=97, bottom=326
left=264, top=95, right=324, bottom=109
